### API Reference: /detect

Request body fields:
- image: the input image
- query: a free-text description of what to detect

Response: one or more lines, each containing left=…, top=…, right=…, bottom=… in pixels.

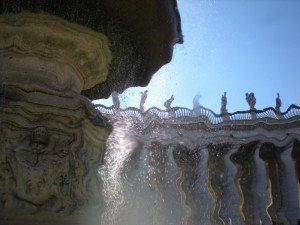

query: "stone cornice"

left=0, top=84, right=110, bottom=129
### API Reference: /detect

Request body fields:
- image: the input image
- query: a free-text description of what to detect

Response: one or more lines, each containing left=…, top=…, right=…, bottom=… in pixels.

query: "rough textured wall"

left=0, top=86, right=108, bottom=225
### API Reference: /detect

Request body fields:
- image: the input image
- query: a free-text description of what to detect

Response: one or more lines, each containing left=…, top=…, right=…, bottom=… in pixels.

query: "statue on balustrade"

left=164, top=95, right=174, bottom=110
left=245, top=92, right=256, bottom=110
left=193, top=92, right=202, bottom=109
left=112, top=91, right=120, bottom=110
left=140, top=90, right=148, bottom=113
left=275, top=93, right=282, bottom=113
left=220, top=92, right=228, bottom=114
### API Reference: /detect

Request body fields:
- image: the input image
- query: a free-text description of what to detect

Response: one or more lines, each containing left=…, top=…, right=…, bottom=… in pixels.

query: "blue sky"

left=95, top=0, right=300, bottom=114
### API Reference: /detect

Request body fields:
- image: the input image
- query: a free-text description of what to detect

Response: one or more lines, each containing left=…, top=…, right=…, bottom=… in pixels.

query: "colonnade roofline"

left=95, top=103, right=300, bottom=126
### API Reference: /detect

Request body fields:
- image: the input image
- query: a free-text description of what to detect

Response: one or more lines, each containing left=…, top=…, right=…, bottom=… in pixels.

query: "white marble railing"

left=95, top=104, right=300, bottom=125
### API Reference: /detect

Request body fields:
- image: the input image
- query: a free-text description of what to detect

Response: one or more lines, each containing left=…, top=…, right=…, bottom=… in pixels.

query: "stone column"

left=0, top=13, right=111, bottom=225
left=173, top=144, right=204, bottom=225
left=231, top=143, right=266, bottom=225
left=207, top=144, right=240, bottom=225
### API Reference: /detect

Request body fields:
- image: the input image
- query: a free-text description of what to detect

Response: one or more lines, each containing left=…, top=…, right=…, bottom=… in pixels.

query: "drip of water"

left=99, top=117, right=139, bottom=225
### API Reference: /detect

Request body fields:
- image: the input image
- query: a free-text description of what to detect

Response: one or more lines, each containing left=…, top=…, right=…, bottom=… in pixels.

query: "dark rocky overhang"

left=0, top=0, right=183, bottom=99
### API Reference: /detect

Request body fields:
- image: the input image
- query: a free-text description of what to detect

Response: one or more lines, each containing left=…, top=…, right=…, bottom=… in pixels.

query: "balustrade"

left=95, top=103, right=300, bottom=127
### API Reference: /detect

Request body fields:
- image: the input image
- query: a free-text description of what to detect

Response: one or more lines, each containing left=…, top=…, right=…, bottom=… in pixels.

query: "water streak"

left=99, top=117, right=139, bottom=225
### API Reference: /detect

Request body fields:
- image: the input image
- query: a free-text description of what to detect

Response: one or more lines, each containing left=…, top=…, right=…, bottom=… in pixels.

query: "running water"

left=99, top=117, right=139, bottom=225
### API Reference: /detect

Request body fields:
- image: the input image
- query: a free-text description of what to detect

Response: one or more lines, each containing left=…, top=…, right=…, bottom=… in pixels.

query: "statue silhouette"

left=112, top=91, right=120, bottom=110
left=275, top=93, right=281, bottom=113
left=164, top=95, right=174, bottom=110
left=193, top=93, right=201, bottom=109
left=140, top=90, right=148, bottom=113
left=220, top=92, right=228, bottom=114
left=245, top=92, right=256, bottom=110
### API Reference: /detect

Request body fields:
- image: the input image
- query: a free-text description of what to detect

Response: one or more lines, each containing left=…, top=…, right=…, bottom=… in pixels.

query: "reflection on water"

left=98, top=115, right=300, bottom=225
